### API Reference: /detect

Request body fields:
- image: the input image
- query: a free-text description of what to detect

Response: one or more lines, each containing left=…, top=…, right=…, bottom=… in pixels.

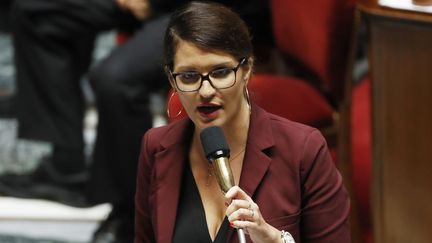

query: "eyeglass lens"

left=176, top=68, right=236, bottom=91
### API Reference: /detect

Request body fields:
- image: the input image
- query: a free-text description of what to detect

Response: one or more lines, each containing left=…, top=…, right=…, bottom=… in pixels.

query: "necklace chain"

left=205, top=148, right=245, bottom=187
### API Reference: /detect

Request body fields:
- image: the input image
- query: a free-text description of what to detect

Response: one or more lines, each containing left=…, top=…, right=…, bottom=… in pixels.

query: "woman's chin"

left=195, top=116, right=225, bottom=130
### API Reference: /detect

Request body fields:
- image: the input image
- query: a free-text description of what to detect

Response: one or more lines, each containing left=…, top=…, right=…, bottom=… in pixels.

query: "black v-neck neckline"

left=172, top=162, right=229, bottom=243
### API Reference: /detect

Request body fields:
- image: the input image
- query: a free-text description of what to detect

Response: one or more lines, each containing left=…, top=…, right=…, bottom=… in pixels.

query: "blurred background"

left=0, top=15, right=166, bottom=243
left=1, top=0, right=432, bottom=243
left=0, top=24, right=114, bottom=243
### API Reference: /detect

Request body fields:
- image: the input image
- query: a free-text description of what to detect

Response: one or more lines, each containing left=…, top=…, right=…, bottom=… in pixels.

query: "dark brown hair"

left=164, top=1, right=253, bottom=70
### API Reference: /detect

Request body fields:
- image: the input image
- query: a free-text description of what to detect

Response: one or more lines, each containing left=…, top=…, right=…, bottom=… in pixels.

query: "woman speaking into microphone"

left=134, top=2, right=350, bottom=242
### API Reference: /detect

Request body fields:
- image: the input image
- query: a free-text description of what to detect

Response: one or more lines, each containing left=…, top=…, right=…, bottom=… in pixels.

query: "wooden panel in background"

left=361, top=8, right=432, bottom=243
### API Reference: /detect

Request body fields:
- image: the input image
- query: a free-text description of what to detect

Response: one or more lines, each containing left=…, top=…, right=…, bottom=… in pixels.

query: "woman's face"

left=170, top=40, right=251, bottom=130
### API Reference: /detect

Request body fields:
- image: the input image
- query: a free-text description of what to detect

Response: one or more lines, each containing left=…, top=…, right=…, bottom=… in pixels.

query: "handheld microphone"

left=200, top=126, right=246, bottom=243
left=200, top=126, right=234, bottom=193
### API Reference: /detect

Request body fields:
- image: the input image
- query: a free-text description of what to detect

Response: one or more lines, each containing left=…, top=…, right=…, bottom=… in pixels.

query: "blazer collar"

left=154, top=103, right=275, bottom=242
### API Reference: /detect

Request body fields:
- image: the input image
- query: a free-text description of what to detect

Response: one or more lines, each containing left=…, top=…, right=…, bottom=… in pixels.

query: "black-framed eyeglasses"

left=169, top=57, right=247, bottom=92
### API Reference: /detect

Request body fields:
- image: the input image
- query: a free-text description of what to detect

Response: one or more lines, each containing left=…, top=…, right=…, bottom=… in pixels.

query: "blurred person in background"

left=0, top=0, right=272, bottom=242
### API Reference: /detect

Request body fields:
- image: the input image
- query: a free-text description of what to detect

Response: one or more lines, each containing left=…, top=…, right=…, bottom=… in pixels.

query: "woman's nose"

left=199, top=80, right=216, bottom=98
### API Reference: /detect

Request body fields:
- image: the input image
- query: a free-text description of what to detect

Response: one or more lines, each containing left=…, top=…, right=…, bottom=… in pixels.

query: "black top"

left=173, top=163, right=229, bottom=243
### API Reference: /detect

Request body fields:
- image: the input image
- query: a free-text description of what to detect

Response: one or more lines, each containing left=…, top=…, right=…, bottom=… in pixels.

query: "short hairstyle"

left=164, top=1, right=253, bottom=70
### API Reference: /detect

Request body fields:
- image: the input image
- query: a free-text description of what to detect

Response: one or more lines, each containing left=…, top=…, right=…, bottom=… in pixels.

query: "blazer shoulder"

left=261, top=112, right=330, bottom=163
left=142, top=118, right=190, bottom=151
left=145, top=123, right=172, bottom=140
left=266, top=112, right=323, bottom=141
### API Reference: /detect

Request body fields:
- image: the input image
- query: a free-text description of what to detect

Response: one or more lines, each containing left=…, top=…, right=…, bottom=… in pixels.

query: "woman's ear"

left=243, top=57, right=254, bottom=84
left=164, top=65, right=177, bottom=90
left=168, top=76, right=176, bottom=90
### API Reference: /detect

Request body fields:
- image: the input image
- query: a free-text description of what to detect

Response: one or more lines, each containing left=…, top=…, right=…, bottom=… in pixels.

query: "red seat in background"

left=351, top=76, right=373, bottom=243
left=254, top=0, right=355, bottom=129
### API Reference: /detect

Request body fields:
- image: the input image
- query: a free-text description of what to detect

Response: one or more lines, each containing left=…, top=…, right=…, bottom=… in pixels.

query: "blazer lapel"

left=228, top=104, right=275, bottom=242
left=153, top=119, right=193, bottom=243
left=240, top=104, right=275, bottom=200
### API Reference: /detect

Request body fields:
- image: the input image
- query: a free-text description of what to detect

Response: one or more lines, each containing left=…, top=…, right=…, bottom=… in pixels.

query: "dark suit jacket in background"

left=135, top=103, right=350, bottom=243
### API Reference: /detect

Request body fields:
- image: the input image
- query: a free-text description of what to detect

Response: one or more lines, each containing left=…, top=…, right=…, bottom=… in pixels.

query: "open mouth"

left=197, top=105, right=222, bottom=114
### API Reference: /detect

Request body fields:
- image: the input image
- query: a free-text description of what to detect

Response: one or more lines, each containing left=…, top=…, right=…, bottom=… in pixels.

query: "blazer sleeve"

left=300, top=130, right=351, bottom=242
left=135, top=132, right=156, bottom=243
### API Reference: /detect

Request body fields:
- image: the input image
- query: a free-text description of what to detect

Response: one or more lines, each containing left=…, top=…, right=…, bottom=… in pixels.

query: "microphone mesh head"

left=200, top=126, right=230, bottom=160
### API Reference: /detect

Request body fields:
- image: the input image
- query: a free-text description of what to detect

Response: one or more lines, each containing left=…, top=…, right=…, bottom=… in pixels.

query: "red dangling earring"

left=166, top=91, right=184, bottom=120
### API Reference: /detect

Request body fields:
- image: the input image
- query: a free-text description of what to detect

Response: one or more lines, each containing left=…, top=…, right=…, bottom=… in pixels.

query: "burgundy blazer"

left=135, top=104, right=350, bottom=243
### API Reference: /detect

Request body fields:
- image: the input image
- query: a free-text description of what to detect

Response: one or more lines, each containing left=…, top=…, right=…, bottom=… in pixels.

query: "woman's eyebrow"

left=174, top=64, right=198, bottom=72
left=175, top=61, right=235, bottom=72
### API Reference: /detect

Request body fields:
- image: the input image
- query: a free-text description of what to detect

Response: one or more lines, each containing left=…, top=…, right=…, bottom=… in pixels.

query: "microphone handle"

left=212, top=157, right=235, bottom=193
left=212, top=157, right=247, bottom=243
left=237, top=228, right=246, bottom=243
